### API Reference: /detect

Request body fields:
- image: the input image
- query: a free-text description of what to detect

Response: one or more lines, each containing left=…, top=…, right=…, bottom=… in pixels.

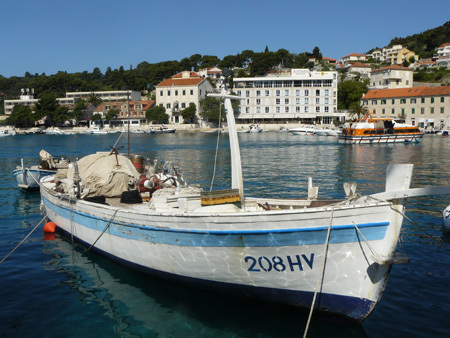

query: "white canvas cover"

left=62, top=152, right=140, bottom=198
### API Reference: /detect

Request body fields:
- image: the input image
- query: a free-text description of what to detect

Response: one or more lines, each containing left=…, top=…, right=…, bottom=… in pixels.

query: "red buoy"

left=44, top=221, right=56, bottom=233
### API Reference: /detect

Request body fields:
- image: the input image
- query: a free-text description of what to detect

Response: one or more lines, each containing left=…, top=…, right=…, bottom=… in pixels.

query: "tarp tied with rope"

left=57, top=152, right=140, bottom=198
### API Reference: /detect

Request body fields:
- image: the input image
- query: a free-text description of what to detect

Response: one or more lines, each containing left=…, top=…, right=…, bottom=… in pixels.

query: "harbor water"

left=0, top=132, right=449, bottom=337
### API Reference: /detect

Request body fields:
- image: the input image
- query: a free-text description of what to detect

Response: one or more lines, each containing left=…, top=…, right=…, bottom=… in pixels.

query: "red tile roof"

left=370, top=65, right=412, bottom=73
left=157, top=78, right=205, bottom=87
left=342, top=53, right=366, bottom=58
left=439, top=42, right=450, bottom=48
left=363, top=86, right=450, bottom=99
left=349, top=62, right=371, bottom=68
left=172, top=71, right=201, bottom=78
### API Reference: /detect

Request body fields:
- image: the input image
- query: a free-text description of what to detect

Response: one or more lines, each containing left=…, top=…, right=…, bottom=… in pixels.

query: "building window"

left=295, top=90, right=300, bottom=96
left=400, top=99, right=406, bottom=104
left=296, top=98, right=300, bottom=104
left=183, top=90, right=186, bottom=95
left=265, top=107, right=270, bottom=113
left=316, top=106, right=320, bottom=113
left=305, top=98, right=309, bottom=104
left=285, top=90, right=289, bottom=96
left=305, top=106, right=309, bottom=113
left=315, top=98, right=320, bottom=104
left=245, top=91, right=250, bottom=97
left=276, top=98, right=280, bottom=105
left=160, top=91, right=163, bottom=96
left=285, top=98, right=289, bottom=104
left=276, top=107, right=280, bottom=113
left=166, top=103, right=171, bottom=109
left=285, top=107, right=289, bottom=113
left=431, top=97, right=434, bottom=103
left=325, top=89, right=329, bottom=96
left=256, top=107, right=261, bottom=113
left=391, top=99, right=395, bottom=104
left=276, top=90, right=280, bottom=96
left=391, top=108, right=395, bottom=115
left=175, top=90, right=178, bottom=96
left=411, top=108, right=415, bottom=114
left=401, top=108, right=405, bottom=116
left=421, top=107, right=425, bottom=114
left=441, top=96, right=445, bottom=103
left=381, top=99, right=386, bottom=105
left=372, top=100, right=377, bottom=105
left=168, top=90, right=171, bottom=96
left=237, top=91, right=241, bottom=96
left=421, top=98, right=425, bottom=103
left=265, top=90, right=270, bottom=96
left=256, top=90, right=261, bottom=97
left=325, top=98, right=329, bottom=104
left=324, top=106, right=329, bottom=113
left=296, top=106, right=300, bottom=113
left=441, top=107, right=445, bottom=114
left=430, top=107, right=434, bottom=114
left=305, top=90, right=309, bottom=96
left=256, top=99, right=261, bottom=105
left=182, top=103, right=186, bottom=108
left=316, top=90, right=320, bottom=96
left=382, top=109, right=386, bottom=114
left=246, top=107, right=250, bottom=113
left=410, top=98, right=416, bottom=104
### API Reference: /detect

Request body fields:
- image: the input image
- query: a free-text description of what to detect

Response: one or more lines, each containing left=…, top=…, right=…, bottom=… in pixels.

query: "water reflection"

left=46, top=237, right=367, bottom=337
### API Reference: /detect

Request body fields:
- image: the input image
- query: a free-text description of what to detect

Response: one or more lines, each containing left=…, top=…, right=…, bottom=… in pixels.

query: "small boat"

left=149, top=125, right=176, bottom=134
left=249, top=124, right=263, bottom=133
left=0, top=129, right=15, bottom=137
left=86, top=127, right=109, bottom=134
left=339, top=113, right=423, bottom=144
left=13, top=151, right=69, bottom=191
left=44, top=127, right=64, bottom=135
left=444, top=205, right=450, bottom=232
left=40, top=77, right=450, bottom=322
left=290, top=125, right=316, bottom=135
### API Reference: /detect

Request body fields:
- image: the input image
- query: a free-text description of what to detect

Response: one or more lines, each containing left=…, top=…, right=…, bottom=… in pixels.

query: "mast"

left=208, top=76, right=244, bottom=203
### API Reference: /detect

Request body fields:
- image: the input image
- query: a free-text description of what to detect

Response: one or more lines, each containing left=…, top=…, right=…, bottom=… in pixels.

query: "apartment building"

left=436, top=42, right=450, bottom=69
left=4, top=89, right=141, bottom=115
left=368, top=45, right=418, bottom=65
left=93, top=100, right=155, bottom=127
left=361, top=86, right=450, bottom=129
left=369, top=65, right=413, bottom=89
left=156, top=71, right=214, bottom=124
left=233, top=69, right=343, bottom=124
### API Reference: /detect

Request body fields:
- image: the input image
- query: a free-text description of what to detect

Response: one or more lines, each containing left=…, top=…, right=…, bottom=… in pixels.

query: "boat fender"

left=137, top=175, right=151, bottom=192
left=443, top=204, right=450, bottom=232
left=44, top=222, right=56, bottom=233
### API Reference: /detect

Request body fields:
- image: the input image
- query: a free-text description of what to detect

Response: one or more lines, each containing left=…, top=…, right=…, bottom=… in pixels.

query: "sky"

left=0, top=0, right=449, bottom=78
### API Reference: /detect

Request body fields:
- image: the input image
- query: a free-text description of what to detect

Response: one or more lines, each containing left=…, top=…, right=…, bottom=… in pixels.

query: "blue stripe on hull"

left=57, top=227, right=376, bottom=322
left=43, top=198, right=389, bottom=247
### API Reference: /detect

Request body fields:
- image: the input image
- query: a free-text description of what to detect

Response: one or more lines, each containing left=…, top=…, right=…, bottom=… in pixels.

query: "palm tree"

left=349, top=101, right=368, bottom=120
left=87, top=92, right=102, bottom=107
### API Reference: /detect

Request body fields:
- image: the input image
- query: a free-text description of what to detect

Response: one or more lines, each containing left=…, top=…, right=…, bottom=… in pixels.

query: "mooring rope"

left=352, top=221, right=381, bottom=260
left=0, top=188, right=70, bottom=265
left=303, top=208, right=334, bottom=338
left=85, top=209, right=119, bottom=252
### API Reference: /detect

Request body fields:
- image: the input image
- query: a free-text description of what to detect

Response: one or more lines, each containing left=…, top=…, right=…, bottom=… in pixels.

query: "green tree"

left=199, top=96, right=224, bottom=124
left=349, top=101, right=368, bottom=120
left=7, top=105, right=36, bottom=127
left=180, top=103, right=196, bottom=123
left=337, top=79, right=369, bottom=109
left=146, top=105, right=169, bottom=123
left=92, top=113, right=102, bottom=121
left=105, top=108, right=120, bottom=121
left=35, top=91, right=59, bottom=126
left=87, top=92, right=102, bottom=107
left=70, top=99, right=87, bottom=124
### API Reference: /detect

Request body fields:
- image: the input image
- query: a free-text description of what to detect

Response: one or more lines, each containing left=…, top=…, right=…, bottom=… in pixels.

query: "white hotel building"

left=233, top=69, right=342, bottom=124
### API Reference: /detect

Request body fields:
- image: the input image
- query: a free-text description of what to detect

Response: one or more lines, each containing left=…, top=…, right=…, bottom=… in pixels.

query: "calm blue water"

left=1, top=132, right=449, bottom=337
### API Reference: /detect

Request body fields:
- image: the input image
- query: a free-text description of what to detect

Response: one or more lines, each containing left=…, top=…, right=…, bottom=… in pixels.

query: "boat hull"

left=14, top=168, right=55, bottom=190
left=339, top=133, right=423, bottom=144
left=40, top=184, right=405, bottom=322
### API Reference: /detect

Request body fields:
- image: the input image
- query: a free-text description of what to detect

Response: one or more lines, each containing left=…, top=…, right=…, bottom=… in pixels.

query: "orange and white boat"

left=339, top=112, right=423, bottom=144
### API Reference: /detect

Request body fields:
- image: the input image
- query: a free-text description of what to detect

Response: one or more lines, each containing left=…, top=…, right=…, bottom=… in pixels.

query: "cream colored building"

left=362, top=86, right=450, bottom=130
left=156, top=71, right=214, bottom=124
left=233, top=69, right=343, bottom=124
left=369, top=45, right=418, bottom=65
left=436, top=42, right=450, bottom=69
left=369, top=65, right=413, bottom=89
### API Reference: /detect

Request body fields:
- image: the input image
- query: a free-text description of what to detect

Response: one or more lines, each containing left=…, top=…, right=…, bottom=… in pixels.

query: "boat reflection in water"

left=47, top=237, right=366, bottom=337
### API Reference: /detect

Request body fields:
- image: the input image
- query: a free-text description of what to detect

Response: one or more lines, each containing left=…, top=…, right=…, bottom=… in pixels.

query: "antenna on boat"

left=208, top=69, right=245, bottom=204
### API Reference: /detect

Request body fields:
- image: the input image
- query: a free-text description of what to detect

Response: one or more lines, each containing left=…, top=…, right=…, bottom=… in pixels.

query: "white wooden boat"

left=444, top=205, right=450, bottom=232
left=148, top=126, right=176, bottom=134
left=0, top=129, right=15, bottom=136
left=40, top=78, right=450, bottom=322
left=44, top=127, right=64, bottom=135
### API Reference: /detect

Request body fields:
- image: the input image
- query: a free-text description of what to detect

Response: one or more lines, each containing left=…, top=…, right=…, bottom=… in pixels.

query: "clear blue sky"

left=1, top=0, right=449, bottom=78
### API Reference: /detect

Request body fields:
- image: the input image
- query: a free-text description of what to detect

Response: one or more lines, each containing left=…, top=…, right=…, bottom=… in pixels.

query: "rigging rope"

left=303, top=208, right=334, bottom=338
left=85, top=209, right=119, bottom=252
left=209, top=100, right=223, bottom=191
